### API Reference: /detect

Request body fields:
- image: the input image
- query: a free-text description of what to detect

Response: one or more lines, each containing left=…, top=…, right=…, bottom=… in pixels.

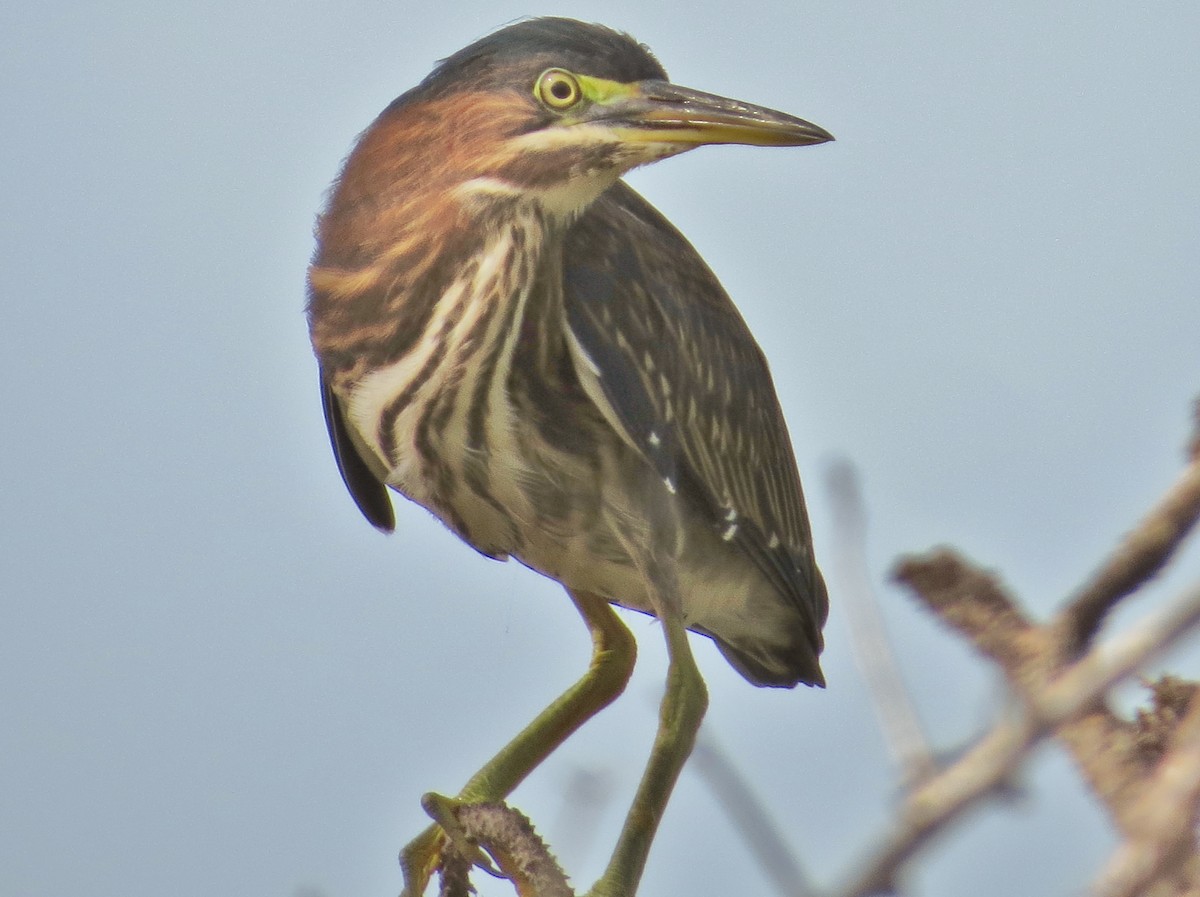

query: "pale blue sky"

left=3, top=3, right=1199, bottom=896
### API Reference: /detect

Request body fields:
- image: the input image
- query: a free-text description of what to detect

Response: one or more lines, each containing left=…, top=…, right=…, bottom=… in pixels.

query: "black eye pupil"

left=551, top=81, right=572, bottom=99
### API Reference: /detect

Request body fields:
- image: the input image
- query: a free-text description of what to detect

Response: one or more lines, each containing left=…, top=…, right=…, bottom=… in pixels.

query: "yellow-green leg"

left=586, top=610, right=708, bottom=897
left=400, top=589, right=637, bottom=897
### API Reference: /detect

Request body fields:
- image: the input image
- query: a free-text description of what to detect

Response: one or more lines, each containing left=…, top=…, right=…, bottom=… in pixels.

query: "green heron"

left=307, top=17, right=831, bottom=896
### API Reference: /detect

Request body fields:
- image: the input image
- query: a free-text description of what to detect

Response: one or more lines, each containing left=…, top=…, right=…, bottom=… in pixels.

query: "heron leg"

left=400, top=588, right=637, bottom=896
left=587, top=570, right=709, bottom=897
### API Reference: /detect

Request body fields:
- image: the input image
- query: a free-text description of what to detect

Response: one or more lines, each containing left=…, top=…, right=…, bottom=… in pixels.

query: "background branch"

left=827, top=408, right=1200, bottom=896
left=691, top=729, right=815, bottom=897
left=1089, top=690, right=1200, bottom=897
left=826, top=460, right=938, bottom=786
left=1058, top=435, right=1200, bottom=657
left=832, top=576, right=1200, bottom=897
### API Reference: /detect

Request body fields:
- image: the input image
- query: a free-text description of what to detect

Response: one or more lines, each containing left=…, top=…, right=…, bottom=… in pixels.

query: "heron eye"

left=536, top=68, right=583, bottom=110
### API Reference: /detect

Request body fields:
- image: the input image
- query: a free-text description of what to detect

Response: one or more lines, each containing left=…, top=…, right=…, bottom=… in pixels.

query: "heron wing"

left=320, top=373, right=396, bottom=533
left=562, top=181, right=826, bottom=633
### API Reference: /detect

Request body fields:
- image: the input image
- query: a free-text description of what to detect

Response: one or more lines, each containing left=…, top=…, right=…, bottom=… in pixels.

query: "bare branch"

left=1190, top=398, right=1200, bottom=463
left=1089, top=691, right=1200, bottom=897
left=893, top=550, right=1040, bottom=681
left=691, top=729, right=815, bottom=897
left=1037, top=582, right=1200, bottom=722
left=831, top=578, right=1200, bottom=897
left=1058, top=416, right=1200, bottom=656
left=429, top=798, right=574, bottom=897
left=827, top=460, right=937, bottom=785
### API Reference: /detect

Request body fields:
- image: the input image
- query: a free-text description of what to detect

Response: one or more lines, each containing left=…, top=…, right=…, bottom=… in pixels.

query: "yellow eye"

left=536, top=68, right=583, bottom=110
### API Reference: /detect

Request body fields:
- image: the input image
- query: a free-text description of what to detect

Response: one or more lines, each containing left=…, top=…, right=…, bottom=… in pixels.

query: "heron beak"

left=586, top=78, right=834, bottom=148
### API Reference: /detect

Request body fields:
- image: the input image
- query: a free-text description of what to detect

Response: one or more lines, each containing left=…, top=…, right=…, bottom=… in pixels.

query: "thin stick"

left=826, top=460, right=937, bottom=786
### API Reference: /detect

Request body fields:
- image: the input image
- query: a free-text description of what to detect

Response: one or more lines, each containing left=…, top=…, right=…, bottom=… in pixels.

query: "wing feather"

left=562, top=181, right=826, bottom=632
left=320, top=373, right=396, bottom=533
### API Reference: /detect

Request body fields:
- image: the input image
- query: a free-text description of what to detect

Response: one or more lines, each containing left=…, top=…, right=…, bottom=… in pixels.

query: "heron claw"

left=398, top=823, right=445, bottom=897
